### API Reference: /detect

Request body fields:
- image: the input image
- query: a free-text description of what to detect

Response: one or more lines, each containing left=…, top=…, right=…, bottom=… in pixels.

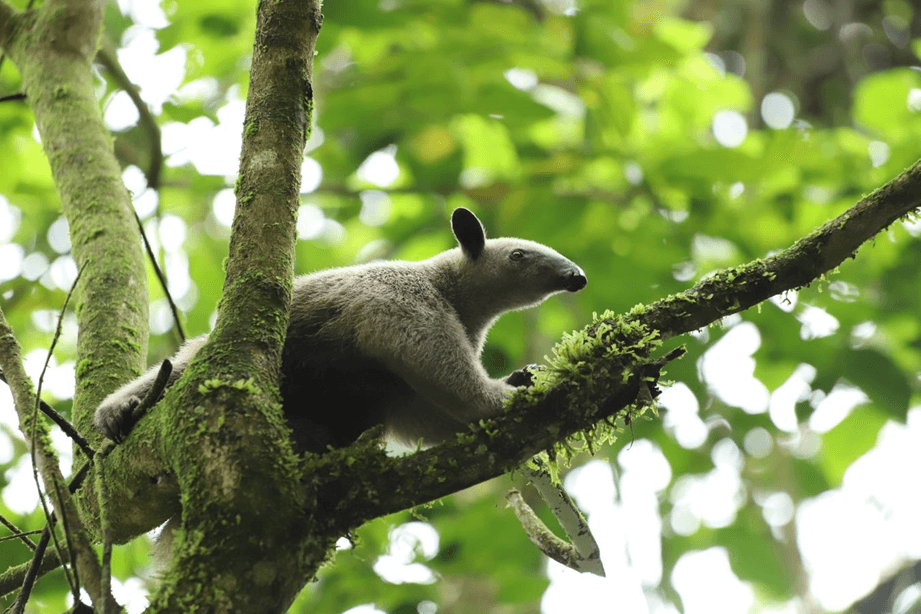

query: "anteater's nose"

left=566, top=268, right=587, bottom=292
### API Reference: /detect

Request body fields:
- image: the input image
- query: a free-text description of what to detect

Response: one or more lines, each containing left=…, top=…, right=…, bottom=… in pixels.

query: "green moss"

left=74, top=358, right=92, bottom=378
left=198, top=378, right=231, bottom=394
left=231, top=378, right=262, bottom=394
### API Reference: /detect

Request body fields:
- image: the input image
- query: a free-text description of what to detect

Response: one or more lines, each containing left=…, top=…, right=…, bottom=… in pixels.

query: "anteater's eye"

left=510, top=249, right=525, bottom=260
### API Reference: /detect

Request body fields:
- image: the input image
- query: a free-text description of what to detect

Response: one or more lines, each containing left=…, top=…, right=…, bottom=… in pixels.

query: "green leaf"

left=818, top=407, right=889, bottom=486
left=653, top=17, right=713, bottom=53
left=834, top=349, right=911, bottom=419
left=911, top=38, right=921, bottom=60
left=717, top=510, right=796, bottom=598
left=853, top=69, right=921, bottom=138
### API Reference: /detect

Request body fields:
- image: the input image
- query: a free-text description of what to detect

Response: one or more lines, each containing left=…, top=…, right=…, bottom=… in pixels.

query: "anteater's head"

left=451, top=207, right=587, bottom=312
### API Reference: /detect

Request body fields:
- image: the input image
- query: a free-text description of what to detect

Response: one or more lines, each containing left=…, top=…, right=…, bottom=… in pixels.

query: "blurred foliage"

left=1, top=0, right=921, bottom=612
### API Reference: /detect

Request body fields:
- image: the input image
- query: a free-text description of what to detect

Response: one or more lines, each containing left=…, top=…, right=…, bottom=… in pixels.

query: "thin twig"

left=34, top=264, right=82, bottom=418
left=0, top=92, right=26, bottom=103
left=9, top=475, right=77, bottom=614
left=29, top=266, right=93, bottom=455
left=8, top=268, right=94, bottom=610
left=96, top=41, right=162, bottom=190
left=96, top=41, right=185, bottom=343
left=0, top=372, right=93, bottom=458
left=5, top=360, right=169, bottom=602
left=6, top=355, right=168, bottom=603
left=51, top=476, right=81, bottom=598
left=95, top=455, right=114, bottom=614
left=6, top=446, right=109, bottom=605
left=0, top=513, right=37, bottom=550
left=127, top=359, right=173, bottom=440
left=24, top=269, right=84, bottom=604
left=132, top=208, right=186, bottom=342
left=0, top=530, right=43, bottom=545
left=37, top=397, right=91, bottom=457
left=9, top=530, right=51, bottom=614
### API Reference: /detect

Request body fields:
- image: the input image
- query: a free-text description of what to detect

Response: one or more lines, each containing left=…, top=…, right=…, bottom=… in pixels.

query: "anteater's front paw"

left=505, top=364, right=542, bottom=388
left=93, top=395, right=141, bottom=444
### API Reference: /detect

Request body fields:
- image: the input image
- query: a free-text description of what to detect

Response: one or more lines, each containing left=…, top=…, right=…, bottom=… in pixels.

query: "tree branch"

left=2, top=1, right=147, bottom=608
left=94, top=39, right=191, bottom=343
left=0, top=309, right=114, bottom=611
left=5, top=0, right=148, bottom=433
left=636, top=158, right=921, bottom=341
left=0, top=372, right=93, bottom=457
left=0, top=2, right=18, bottom=52
left=96, top=39, right=163, bottom=190
left=315, top=345, right=677, bottom=537
left=512, top=461, right=604, bottom=576
left=0, top=458, right=102, bottom=598
left=144, top=1, right=324, bottom=610
left=0, top=539, right=61, bottom=599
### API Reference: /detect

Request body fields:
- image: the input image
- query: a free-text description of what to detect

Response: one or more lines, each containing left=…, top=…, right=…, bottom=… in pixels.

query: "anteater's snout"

left=565, top=267, right=587, bottom=292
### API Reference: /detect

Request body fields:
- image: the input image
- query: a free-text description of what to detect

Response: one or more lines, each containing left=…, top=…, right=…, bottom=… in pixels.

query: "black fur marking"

left=452, top=207, right=485, bottom=260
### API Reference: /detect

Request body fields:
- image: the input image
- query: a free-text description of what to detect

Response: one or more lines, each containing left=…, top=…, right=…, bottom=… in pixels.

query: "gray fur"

left=94, top=208, right=586, bottom=453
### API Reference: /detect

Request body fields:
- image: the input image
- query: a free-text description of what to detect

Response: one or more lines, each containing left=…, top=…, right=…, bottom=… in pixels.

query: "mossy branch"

left=0, top=2, right=17, bottom=51
left=0, top=308, right=114, bottom=611
left=630, top=158, right=921, bottom=341
left=4, top=0, right=148, bottom=436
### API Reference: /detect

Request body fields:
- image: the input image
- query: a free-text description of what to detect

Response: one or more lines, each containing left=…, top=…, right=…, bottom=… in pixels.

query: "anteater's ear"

left=451, top=208, right=486, bottom=260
